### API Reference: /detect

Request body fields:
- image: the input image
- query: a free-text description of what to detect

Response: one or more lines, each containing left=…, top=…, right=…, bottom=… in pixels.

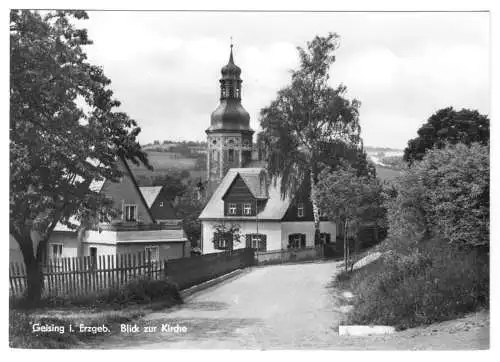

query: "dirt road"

left=93, top=261, right=489, bottom=350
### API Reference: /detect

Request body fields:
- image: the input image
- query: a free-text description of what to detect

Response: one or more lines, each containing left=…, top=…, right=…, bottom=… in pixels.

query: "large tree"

left=259, top=33, right=363, bottom=244
left=10, top=10, right=151, bottom=302
left=403, top=107, right=489, bottom=165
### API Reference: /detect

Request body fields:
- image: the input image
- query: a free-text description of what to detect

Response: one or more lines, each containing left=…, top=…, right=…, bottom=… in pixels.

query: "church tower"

left=206, top=44, right=254, bottom=190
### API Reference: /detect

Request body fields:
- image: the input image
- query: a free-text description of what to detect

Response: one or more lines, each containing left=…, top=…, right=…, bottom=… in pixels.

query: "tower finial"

left=229, top=36, right=234, bottom=64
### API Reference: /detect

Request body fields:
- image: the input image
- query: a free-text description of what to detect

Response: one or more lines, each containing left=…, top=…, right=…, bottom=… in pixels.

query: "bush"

left=388, top=143, right=489, bottom=248
left=102, top=278, right=182, bottom=305
left=335, top=239, right=489, bottom=330
left=11, top=278, right=182, bottom=310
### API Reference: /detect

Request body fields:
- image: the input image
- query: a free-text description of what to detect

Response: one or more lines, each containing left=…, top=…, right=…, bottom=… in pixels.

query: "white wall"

left=202, top=220, right=282, bottom=254
left=81, top=243, right=117, bottom=257
left=9, top=235, right=24, bottom=264
left=49, top=232, right=80, bottom=258
left=82, top=229, right=118, bottom=244
left=281, top=221, right=336, bottom=248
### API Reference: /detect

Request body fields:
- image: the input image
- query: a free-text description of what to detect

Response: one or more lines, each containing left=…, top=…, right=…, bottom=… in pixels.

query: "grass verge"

left=9, top=278, right=182, bottom=349
left=334, top=238, right=489, bottom=330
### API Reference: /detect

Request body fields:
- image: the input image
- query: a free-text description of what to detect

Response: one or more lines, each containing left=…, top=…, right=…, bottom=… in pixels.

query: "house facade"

left=10, top=157, right=190, bottom=265
left=199, top=46, right=337, bottom=254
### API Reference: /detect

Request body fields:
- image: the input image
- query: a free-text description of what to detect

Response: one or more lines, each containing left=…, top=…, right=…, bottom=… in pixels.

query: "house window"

left=297, top=203, right=304, bottom=217
left=228, top=149, right=234, bottom=162
left=145, top=246, right=159, bottom=262
left=124, top=204, right=137, bottom=221
left=228, top=203, right=237, bottom=215
left=160, top=202, right=164, bottom=207
left=288, top=234, right=306, bottom=249
left=243, top=203, right=252, bottom=215
left=51, top=244, right=63, bottom=258
left=319, top=233, right=331, bottom=245
left=246, top=233, right=267, bottom=252
left=213, top=232, right=232, bottom=250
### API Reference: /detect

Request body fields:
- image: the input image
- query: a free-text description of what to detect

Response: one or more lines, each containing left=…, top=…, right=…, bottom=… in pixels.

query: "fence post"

left=163, top=260, right=168, bottom=279
left=147, top=249, right=152, bottom=279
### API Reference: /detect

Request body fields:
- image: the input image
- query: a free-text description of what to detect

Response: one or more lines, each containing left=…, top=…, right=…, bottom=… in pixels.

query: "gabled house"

left=199, top=168, right=337, bottom=254
left=10, top=157, right=190, bottom=265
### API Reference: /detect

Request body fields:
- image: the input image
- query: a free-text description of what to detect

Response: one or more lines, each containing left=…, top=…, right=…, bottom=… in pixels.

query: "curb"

left=180, top=268, right=247, bottom=299
left=338, top=325, right=396, bottom=336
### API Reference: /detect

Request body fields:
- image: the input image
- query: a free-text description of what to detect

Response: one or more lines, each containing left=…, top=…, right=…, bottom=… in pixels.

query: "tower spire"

left=229, top=37, right=234, bottom=64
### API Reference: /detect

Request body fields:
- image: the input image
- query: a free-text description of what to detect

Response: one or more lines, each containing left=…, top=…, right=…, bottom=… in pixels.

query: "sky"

left=79, top=11, right=490, bottom=149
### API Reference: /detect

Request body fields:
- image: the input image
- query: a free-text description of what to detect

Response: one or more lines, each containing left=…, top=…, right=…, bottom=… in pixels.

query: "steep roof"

left=139, top=186, right=163, bottom=208
left=199, top=168, right=291, bottom=220
left=239, top=171, right=269, bottom=199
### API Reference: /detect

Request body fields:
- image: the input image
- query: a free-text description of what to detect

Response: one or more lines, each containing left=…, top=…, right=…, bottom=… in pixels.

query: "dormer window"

left=124, top=204, right=137, bottom=222
left=297, top=203, right=304, bottom=218
left=243, top=203, right=252, bottom=215
left=228, top=203, right=237, bottom=215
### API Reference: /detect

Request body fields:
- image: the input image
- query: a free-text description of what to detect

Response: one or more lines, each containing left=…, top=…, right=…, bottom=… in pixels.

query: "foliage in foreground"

left=10, top=279, right=182, bottom=348
left=335, top=238, right=489, bottom=330
left=11, top=10, right=151, bottom=301
left=335, top=142, right=489, bottom=329
left=388, top=143, right=489, bottom=248
left=12, top=278, right=182, bottom=310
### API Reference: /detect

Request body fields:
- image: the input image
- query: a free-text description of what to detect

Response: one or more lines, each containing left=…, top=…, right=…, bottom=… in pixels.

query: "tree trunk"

left=344, top=218, right=348, bottom=272
left=310, top=169, right=321, bottom=246
left=350, top=236, right=357, bottom=273
left=16, top=231, right=44, bottom=305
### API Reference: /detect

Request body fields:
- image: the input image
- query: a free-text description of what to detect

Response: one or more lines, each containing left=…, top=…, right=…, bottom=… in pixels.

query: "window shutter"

left=288, top=234, right=293, bottom=248
left=300, top=234, right=306, bottom=248
left=326, top=233, right=331, bottom=244
left=261, top=234, right=267, bottom=252
left=245, top=234, right=251, bottom=248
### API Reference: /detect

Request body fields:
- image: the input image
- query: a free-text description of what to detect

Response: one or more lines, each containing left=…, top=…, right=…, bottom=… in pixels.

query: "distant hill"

left=134, top=142, right=405, bottom=184
left=365, top=146, right=404, bottom=153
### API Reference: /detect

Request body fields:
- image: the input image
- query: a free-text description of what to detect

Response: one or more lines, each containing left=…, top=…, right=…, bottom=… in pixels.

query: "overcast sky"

left=80, top=11, right=489, bottom=149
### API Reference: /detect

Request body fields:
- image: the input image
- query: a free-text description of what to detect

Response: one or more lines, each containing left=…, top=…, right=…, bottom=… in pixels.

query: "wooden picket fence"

left=9, top=252, right=166, bottom=298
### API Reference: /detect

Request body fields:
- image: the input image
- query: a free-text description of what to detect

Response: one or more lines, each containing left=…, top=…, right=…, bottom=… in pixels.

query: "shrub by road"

left=9, top=278, right=182, bottom=348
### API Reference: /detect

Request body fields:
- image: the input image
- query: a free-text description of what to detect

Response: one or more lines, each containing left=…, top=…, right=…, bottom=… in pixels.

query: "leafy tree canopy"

left=403, top=107, right=489, bottom=165
left=390, top=143, right=489, bottom=248
left=10, top=10, right=150, bottom=300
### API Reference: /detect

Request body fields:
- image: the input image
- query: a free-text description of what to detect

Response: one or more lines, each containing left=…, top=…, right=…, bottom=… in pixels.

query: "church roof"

left=208, top=100, right=252, bottom=132
left=199, top=168, right=291, bottom=220
left=208, top=45, right=252, bottom=133
left=221, top=45, right=241, bottom=79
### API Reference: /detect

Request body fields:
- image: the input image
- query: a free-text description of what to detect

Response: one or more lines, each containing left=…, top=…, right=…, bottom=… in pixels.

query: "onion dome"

left=221, top=45, right=241, bottom=79
left=207, top=44, right=253, bottom=134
